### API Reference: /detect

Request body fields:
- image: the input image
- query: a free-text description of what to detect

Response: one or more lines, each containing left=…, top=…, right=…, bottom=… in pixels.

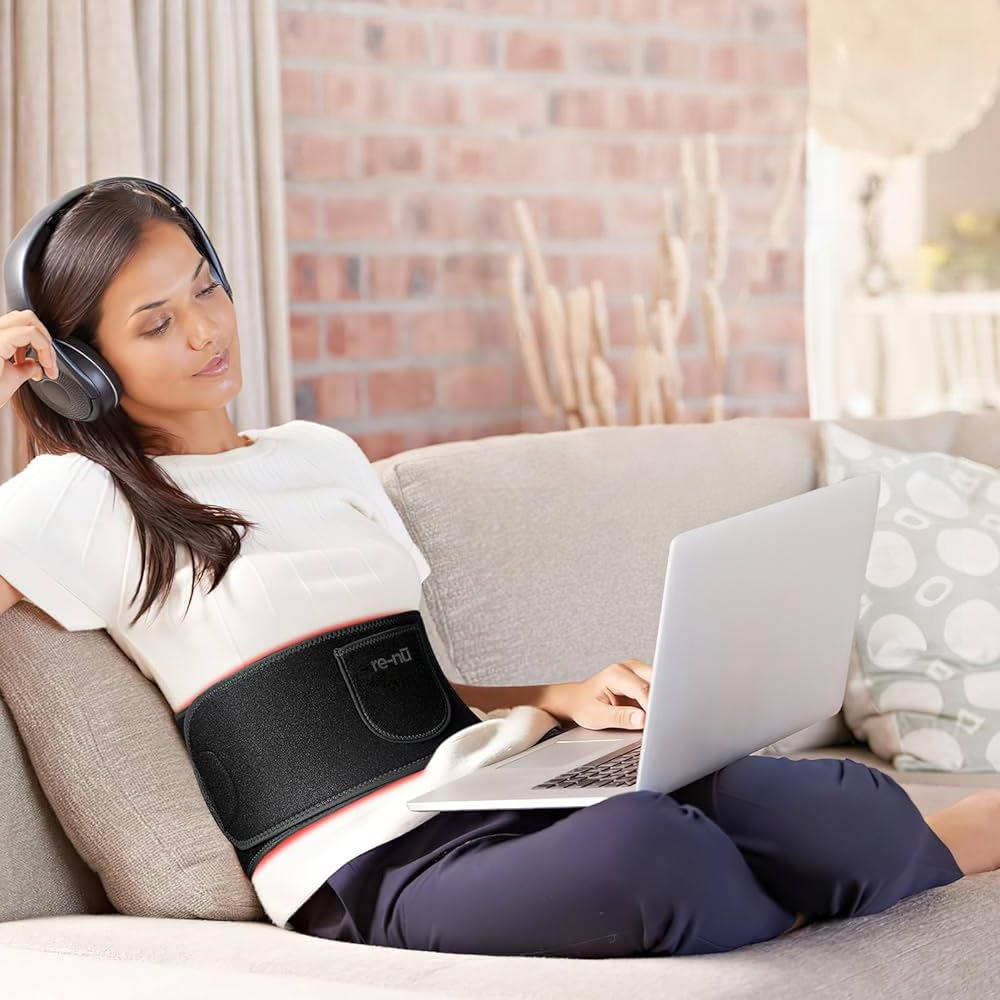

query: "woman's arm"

left=451, top=681, right=574, bottom=726
left=452, top=658, right=652, bottom=733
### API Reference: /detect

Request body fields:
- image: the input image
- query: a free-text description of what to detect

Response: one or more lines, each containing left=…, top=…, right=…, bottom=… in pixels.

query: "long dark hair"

left=10, top=178, right=255, bottom=626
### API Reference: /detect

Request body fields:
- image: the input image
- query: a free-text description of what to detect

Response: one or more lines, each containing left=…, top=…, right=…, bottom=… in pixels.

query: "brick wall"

left=279, top=0, right=808, bottom=460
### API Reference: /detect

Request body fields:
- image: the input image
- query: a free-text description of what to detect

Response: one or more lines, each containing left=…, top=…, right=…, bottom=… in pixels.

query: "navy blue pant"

left=289, top=753, right=964, bottom=957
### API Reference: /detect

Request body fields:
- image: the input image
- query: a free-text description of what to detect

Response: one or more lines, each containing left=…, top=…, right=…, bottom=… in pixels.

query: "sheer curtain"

left=0, top=0, right=293, bottom=479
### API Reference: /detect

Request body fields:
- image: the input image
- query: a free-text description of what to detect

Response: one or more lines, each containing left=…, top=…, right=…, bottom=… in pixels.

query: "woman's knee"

left=573, top=791, right=795, bottom=954
left=743, top=758, right=938, bottom=913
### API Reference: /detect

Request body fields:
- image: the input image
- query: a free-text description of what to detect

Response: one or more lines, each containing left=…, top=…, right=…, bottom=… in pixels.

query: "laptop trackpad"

left=496, top=738, right=624, bottom=771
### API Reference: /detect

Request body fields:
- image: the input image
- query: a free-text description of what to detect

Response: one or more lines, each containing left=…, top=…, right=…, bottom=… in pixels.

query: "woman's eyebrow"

left=128, top=257, right=206, bottom=318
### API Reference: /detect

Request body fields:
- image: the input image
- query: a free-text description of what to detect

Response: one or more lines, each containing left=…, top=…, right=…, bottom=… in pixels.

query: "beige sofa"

left=2, top=410, right=999, bottom=999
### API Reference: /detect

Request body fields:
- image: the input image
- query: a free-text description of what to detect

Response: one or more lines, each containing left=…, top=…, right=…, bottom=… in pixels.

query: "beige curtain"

left=0, top=0, right=293, bottom=479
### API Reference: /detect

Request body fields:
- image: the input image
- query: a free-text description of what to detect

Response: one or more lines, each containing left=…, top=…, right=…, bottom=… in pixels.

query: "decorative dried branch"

left=506, top=253, right=557, bottom=422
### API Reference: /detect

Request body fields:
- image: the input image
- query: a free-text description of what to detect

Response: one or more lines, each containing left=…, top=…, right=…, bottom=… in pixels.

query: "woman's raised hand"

left=0, top=309, right=59, bottom=407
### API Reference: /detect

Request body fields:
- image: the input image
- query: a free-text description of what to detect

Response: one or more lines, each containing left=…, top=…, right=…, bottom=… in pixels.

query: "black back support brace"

left=174, top=609, right=481, bottom=877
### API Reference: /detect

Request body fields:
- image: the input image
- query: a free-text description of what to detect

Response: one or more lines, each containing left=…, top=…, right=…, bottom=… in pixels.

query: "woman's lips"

left=195, top=348, right=230, bottom=376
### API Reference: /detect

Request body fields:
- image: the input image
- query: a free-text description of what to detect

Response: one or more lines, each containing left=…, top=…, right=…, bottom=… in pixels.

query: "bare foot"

left=925, top=789, right=1000, bottom=876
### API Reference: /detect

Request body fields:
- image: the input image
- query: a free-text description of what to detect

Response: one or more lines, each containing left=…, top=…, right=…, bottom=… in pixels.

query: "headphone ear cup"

left=26, top=336, right=124, bottom=422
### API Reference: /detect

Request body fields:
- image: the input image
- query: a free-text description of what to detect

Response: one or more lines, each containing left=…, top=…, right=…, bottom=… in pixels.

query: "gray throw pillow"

left=824, top=423, right=1000, bottom=771
left=0, top=601, right=266, bottom=920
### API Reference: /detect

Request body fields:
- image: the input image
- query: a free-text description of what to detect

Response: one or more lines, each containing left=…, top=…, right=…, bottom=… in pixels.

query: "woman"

left=0, top=178, right=992, bottom=958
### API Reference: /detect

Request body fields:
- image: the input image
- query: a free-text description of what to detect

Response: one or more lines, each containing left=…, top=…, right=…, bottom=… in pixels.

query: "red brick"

left=281, top=68, right=317, bottom=117
left=667, top=0, right=737, bottom=31
left=738, top=353, right=783, bottom=394
left=399, top=79, right=463, bottom=125
left=614, top=89, right=677, bottom=130
left=546, top=255, right=575, bottom=290
left=506, top=31, right=566, bottom=72
left=609, top=194, right=662, bottom=239
left=318, top=255, right=363, bottom=302
left=545, top=0, right=603, bottom=14
left=279, top=10, right=357, bottom=59
left=482, top=196, right=546, bottom=241
left=289, top=254, right=319, bottom=301
left=469, top=82, right=546, bottom=128
left=284, top=133, right=352, bottom=182
left=576, top=35, right=633, bottom=74
left=326, top=313, right=401, bottom=360
left=285, top=193, right=318, bottom=242
left=368, top=368, right=437, bottom=416
left=707, top=44, right=806, bottom=88
left=465, top=0, right=536, bottom=13
left=323, top=197, right=393, bottom=241
left=785, top=347, right=809, bottom=393
left=435, top=24, right=496, bottom=68
left=608, top=0, right=661, bottom=19
left=577, top=254, right=637, bottom=294
left=400, top=193, right=523, bottom=241
left=408, top=309, right=511, bottom=356
left=440, top=361, right=515, bottom=410
left=316, top=372, right=361, bottom=421
left=290, top=314, right=321, bottom=361
left=633, top=255, right=661, bottom=297
left=369, top=256, right=437, bottom=299
left=441, top=254, right=508, bottom=297
left=707, top=96, right=740, bottom=133
left=641, top=139, right=681, bottom=178
left=727, top=302, right=804, bottom=346
left=350, top=430, right=409, bottom=462
left=399, top=193, right=464, bottom=240
left=362, top=18, right=428, bottom=64
left=738, top=90, right=801, bottom=134
left=547, top=197, right=603, bottom=239
left=675, top=93, right=708, bottom=132
left=363, top=136, right=424, bottom=177
left=436, top=136, right=507, bottom=183
left=549, top=89, right=608, bottom=129
left=643, top=39, right=701, bottom=78
left=601, top=142, right=640, bottom=181
left=322, top=72, right=381, bottom=121
left=677, top=353, right=717, bottom=397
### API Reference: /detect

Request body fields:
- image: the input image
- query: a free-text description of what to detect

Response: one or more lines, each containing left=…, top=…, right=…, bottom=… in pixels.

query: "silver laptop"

left=407, top=471, right=881, bottom=812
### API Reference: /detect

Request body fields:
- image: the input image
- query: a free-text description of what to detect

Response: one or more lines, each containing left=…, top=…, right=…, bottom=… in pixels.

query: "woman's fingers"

left=0, top=310, right=59, bottom=379
left=607, top=661, right=651, bottom=712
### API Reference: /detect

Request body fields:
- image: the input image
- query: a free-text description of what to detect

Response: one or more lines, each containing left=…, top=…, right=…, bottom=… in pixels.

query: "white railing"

left=841, top=291, right=1000, bottom=417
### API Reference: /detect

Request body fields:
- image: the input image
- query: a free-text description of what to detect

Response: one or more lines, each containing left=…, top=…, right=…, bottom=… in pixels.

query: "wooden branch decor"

left=540, top=284, right=582, bottom=429
left=588, top=280, right=619, bottom=426
left=505, top=124, right=779, bottom=430
left=506, top=253, right=557, bottom=421
left=567, top=287, right=600, bottom=428
left=630, top=293, right=665, bottom=426
left=655, top=298, right=684, bottom=424
left=702, top=132, right=730, bottom=422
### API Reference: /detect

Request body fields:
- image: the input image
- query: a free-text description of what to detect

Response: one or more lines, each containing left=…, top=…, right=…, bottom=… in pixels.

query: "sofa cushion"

left=821, top=423, right=1000, bottom=772
left=0, top=693, right=111, bottom=922
left=0, top=602, right=266, bottom=921
left=374, top=419, right=822, bottom=692
left=1, top=861, right=998, bottom=999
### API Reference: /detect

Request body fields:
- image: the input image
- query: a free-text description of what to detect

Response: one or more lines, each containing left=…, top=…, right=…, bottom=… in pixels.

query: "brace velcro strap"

left=174, top=609, right=481, bottom=877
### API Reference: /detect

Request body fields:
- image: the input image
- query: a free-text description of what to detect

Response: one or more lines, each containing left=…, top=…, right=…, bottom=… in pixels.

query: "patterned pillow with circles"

left=822, top=422, right=1000, bottom=772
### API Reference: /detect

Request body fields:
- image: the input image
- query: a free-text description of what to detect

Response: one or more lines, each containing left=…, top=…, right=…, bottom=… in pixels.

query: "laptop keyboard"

left=532, top=744, right=641, bottom=790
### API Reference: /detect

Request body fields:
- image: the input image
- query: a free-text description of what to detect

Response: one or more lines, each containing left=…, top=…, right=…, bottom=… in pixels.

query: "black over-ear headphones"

left=1, top=176, right=233, bottom=422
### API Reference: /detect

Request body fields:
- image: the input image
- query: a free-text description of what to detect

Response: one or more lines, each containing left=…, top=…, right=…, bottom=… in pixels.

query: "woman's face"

left=95, top=219, right=241, bottom=419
